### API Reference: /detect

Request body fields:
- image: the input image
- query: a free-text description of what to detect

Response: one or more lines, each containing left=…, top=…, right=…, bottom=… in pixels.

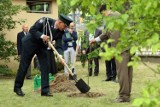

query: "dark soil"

left=35, top=73, right=105, bottom=98
left=67, top=92, right=105, bottom=98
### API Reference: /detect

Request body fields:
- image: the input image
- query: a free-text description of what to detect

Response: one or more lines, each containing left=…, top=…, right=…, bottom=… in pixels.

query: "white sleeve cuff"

left=40, top=34, right=45, bottom=39
left=95, top=37, right=101, bottom=42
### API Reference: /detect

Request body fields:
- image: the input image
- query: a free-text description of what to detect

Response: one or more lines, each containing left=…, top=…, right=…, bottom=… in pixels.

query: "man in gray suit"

left=90, top=5, right=132, bottom=102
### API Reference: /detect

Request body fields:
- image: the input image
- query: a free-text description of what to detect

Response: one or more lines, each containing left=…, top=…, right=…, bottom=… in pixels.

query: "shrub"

left=0, top=65, right=13, bottom=76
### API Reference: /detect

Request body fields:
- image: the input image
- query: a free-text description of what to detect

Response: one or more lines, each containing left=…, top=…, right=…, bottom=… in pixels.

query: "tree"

left=0, top=0, right=24, bottom=61
left=59, top=0, right=160, bottom=106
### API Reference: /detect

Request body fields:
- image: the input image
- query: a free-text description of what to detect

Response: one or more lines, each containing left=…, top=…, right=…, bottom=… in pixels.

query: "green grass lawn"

left=0, top=60, right=159, bottom=107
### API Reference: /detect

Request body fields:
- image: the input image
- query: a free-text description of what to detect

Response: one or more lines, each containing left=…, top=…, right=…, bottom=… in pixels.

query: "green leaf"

left=152, top=33, right=159, bottom=43
left=134, top=0, right=140, bottom=3
left=115, top=55, right=122, bottom=62
left=107, top=22, right=114, bottom=30
left=132, top=98, right=144, bottom=106
left=57, top=0, right=61, bottom=5
left=145, top=2, right=151, bottom=11
left=121, top=14, right=129, bottom=21
left=107, top=39, right=115, bottom=44
left=130, top=46, right=138, bottom=55
left=89, top=6, right=96, bottom=15
left=70, top=0, right=79, bottom=6
left=143, top=90, right=149, bottom=97
left=116, top=19, right=124, bottom=25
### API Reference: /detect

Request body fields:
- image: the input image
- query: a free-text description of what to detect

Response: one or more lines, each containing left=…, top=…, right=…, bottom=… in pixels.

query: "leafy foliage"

left=132, top=80, right=160, bottom=107
left=0, top=34, right=17, bottom=61
left=58, top=0, right=160, bottom=106
left=0, top=0, right=24, bottom=61
left=0, top=0, right=25, bottom=31
left=0, top=65, right=13, bottom=76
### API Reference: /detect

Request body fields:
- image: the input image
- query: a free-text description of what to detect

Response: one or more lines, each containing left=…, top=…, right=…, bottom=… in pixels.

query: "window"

left=26, top=0, right=52, bottom=14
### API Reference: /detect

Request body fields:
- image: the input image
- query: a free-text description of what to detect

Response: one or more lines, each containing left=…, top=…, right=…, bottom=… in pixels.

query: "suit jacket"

left=95, top=28, right=102, bottom=38
left=94, top=28, right=102, bottom=48
left=29, top=17, right=64, bottom=54
left=83, top=29, right=102, bottom=54
left=62, top=30, right=78, bottom=51
left=99, top=30, right=120, bottom=48
left=17, top=31, right=25, bottom=55
left=99, top=11, right=121, bottom=48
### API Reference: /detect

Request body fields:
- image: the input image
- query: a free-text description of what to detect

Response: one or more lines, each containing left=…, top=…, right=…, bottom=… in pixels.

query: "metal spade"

left=48, top=41, right=90, bottom=93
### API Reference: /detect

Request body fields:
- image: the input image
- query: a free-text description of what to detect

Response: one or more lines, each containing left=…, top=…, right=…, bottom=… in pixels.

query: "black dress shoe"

left=14, top=89, right=25, bottom=96
left=26, top=76, right=32, bottom=79
left=114, top=98, right=130, bottom=103
left=94, top=74, right=98, bottom=76
left=104, top=78, right=112, bottom=81
left=41, top=92, right=53, bottom=97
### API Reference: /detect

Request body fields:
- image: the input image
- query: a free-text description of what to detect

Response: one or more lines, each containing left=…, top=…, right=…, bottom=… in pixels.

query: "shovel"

left=70, top=35, right=81, bottom=79
left=48, top=41, right=90, bottom=93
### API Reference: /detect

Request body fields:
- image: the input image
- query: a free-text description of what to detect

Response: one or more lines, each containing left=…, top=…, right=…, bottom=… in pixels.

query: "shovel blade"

left=69, top=74, right=77, bottom=80
left=75, top=78, right=90, bottom=93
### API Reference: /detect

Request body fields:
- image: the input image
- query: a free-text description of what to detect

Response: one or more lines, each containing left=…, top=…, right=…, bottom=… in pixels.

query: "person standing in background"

left=17, top=24, right=32, bottom=79
left=82, top=28, right=102, bottom=76
left=62, top=22, right=78, bottom=75
left=90, top=4, right=132, bottom=102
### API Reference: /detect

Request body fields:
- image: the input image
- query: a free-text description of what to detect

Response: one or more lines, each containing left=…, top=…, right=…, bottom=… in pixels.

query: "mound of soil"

left=35, top=73, right=105, bottom=98
left=49, top=73, right=79, bottom=93
left=35, top=73, right=79, bottom=93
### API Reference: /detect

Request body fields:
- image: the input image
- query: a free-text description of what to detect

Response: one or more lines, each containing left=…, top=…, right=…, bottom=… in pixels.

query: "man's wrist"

left=40, top=34, right=45, bottom=39
left=95, top=37, right=101, bottom=42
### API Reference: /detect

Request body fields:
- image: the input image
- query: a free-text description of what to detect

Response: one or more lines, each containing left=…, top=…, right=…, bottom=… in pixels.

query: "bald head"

left=22, top=24, right=28, bottom=32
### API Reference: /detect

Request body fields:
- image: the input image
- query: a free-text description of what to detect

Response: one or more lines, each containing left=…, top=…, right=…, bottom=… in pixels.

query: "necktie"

left=24, top=32, right=27, bottom=36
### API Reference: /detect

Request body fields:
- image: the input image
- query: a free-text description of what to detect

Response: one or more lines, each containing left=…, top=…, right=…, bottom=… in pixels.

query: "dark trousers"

left=14, top=35, right=50, bottom=94
left=47, top=50, right=57, bottom=75
left=34, top=56, right=40, bottom=70
left=105, top=58, right=117, bottom=80
left=26, top=64, right=31, bottom=78
left=88, top=57, right=99, bottom=76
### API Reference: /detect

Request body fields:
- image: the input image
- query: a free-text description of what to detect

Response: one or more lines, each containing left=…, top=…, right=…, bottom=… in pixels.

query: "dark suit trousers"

left=14, top=35, right=50, bottom=94
left=26, top=64, right=31, bottom=78
left=47, top=50, right=57, bottom=75
left=116, top=51, right=133, bottom=100
left=105, top=58, right=116, bottom=79
left=88, top=57, right=99, bottom=76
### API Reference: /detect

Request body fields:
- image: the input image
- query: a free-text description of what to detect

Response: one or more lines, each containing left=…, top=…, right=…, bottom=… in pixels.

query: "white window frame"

left=26, top=0, right=52, bottom=14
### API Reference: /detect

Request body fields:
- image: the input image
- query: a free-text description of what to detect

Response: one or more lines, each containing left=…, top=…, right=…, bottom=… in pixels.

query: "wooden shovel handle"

left=48, top=41, right=74, bottom=76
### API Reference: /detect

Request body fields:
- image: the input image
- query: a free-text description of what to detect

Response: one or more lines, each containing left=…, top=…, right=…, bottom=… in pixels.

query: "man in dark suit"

left=14, top=14, right=72, bottom=97
left=17, top=24, right=32, bottom=79
left=82, top=28, right=102, bottom=76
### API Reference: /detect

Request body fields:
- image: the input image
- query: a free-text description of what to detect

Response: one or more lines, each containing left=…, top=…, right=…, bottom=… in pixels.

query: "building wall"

left=0, top=0, right=58, bottom=71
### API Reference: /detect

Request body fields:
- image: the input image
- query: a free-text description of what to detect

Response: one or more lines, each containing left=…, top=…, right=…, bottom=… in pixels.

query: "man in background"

left=17, top=24, right=32, bottom=79
left=90, top=5, right=132, bottom=102
left=62, top=22, right=78, bottom=75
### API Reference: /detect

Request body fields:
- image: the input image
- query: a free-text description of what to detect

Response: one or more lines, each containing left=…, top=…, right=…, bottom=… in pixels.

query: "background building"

left=0, top=0, right=58, bottom=70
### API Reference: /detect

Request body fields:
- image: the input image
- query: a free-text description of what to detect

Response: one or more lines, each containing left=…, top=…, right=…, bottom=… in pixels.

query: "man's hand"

left=82, top=50, right=86, bottom=55
left=69, top=29, right=73, bottom=34
left=90, top=39, right=96, bottom=44
left=42, top=35, right=50, bottom=42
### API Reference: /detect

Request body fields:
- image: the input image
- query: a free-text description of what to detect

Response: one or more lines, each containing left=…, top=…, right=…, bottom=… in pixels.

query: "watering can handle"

left=48, top=41, right=74, bottom=76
